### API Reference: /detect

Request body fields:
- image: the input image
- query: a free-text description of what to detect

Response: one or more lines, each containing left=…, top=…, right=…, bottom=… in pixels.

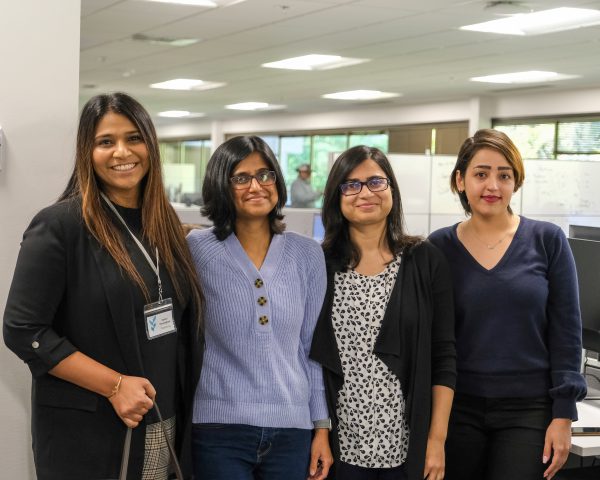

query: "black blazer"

left=310, top=241, right=456, bottom=480
left=3, top=198, right=203, bottom=480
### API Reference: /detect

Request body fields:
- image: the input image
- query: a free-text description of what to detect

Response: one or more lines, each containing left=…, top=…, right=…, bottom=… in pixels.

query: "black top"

left=3, top=197, right=203, bottom=480
left=113, top=203, right=183, bottom=422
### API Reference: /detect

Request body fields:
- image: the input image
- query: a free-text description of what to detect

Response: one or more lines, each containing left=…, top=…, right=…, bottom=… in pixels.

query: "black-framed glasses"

left=230, top=170, right=276, bottom=190
left=339, top=177, right=390, bottom=196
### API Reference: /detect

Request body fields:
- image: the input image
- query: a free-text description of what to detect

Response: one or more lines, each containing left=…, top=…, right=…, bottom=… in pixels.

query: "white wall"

left=156, top=87, right=600, bottom=145
left=0, top=1, right=80, bottom=478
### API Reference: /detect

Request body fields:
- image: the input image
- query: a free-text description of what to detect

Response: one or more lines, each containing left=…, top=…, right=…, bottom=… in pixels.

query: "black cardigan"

left=3, top=197, right=203, bottom=480
left=310, top=240, right=456, bottom=480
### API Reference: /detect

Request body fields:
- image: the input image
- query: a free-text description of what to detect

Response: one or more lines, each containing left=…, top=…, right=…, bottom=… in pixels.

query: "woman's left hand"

left=543, top=418, right=572, bottom=479
left=308, top=429, right=333, bottom=480
left=423, top=437, right=445, bottom=480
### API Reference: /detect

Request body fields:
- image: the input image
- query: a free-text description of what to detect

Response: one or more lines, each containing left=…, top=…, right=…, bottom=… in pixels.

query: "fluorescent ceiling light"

left=322, top=90, right=400, bottom=101
left=132, top=33, right=200, bottom=47
left=461, top=8, right=600, bottom=36
left=158, top=110, right=205, bottom=118
left=262, top=54, right=368, bottom=71
left=140, top=0, right=246, bottom=7
left=150, top=78, right=225, bottom=90
left=470, top=70, right=579, bottom=84
left=225, top=102, right=286, bottom=111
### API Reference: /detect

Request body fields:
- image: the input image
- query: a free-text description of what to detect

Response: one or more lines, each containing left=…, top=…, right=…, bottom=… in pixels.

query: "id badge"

left=143, top=298, right=176, bottom=340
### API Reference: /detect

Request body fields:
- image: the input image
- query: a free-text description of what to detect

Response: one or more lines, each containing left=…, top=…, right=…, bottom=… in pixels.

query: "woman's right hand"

left=108, top=375, right=156, bottom=428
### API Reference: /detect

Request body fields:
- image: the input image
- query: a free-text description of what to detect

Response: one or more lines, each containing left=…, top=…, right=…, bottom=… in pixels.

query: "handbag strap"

left=119, top=402, right=184, bottom=480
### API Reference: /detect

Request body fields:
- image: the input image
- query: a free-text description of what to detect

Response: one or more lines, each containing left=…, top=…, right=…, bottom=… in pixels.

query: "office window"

left=493, top=117, right=600, bottom=160
left=348, top=133, right=388, bottom=151
left=556, top=121, right=600, bottom=160
left=494, top=123, right=555, bottom=159
left=312, top=134, right=347, bottom=194
left=159, top=139, right=211, bottom=203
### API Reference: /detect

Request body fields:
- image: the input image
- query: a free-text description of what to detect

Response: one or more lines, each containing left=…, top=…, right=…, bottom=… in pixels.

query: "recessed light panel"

left=470, top=71, right=579, bottom=84
left=139, top=0, right=246, bottom=6
left=262, top=54, right=368, bottom=71
left=225, top=102, right=285, bottom=111
left=150, top=78, right=225, bottom=90
left=461, top=8, right=600, bottom=36
left=158, top=110, right=205, bottom=118
left=322, top=90, right=400, bottom=101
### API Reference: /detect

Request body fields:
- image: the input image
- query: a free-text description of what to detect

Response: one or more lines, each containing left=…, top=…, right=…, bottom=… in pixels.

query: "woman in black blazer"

left=310, top=146, right=456, bottom=480
left=3, top=92, right=203, bottom=480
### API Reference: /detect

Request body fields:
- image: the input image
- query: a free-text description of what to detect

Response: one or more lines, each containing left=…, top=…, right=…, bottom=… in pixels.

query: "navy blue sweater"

left=429, top=217, right=586, bottom=419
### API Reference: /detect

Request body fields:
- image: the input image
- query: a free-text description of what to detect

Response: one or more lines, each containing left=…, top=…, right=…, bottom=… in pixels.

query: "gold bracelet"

left=107, top=374, right=123, bottom=399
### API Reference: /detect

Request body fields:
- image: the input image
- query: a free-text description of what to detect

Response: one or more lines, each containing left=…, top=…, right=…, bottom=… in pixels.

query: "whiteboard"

left=430, top=156, right=463, bottom=215
left=404, top=214, right=430, bottom=237
left=522, top=160, right=600, bottom=215
left=388, top=154, right=431, bottom=214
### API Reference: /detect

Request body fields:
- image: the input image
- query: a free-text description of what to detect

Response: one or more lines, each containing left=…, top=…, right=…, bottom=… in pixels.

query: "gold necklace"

left=468, top=226, right=510, bottom=250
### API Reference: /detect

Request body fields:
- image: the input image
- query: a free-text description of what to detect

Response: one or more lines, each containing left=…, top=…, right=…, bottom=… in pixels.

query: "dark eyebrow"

left=95, top=130, right=140, bottom=139
left=472, top=164, right=512, bottom=171
left=344, top=175, right=385, bottom=182
left=232, top=167, right=270, bottom=176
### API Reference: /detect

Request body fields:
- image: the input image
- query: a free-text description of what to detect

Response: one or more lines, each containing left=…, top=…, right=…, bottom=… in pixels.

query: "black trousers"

left=336, top=461, right=407, bottom=480
left=445, top=393, right=552, bottom=480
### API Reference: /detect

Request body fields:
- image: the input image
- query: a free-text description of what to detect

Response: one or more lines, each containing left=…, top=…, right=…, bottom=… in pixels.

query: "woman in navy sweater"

left=429, top=129, right=587, bottom=480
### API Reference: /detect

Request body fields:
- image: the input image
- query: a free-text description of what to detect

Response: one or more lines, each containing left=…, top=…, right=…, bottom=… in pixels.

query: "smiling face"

left=340, top=158, right=393, bottom=228
left=92, top=112, right=149, bottom=207
left=231, top=151, right=278, bottom=221
left=456, top=148, right=516, bottom=218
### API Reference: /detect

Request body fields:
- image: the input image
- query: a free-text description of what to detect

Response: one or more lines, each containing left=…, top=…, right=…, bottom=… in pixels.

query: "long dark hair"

left=321, top=145, right=421, bottom=271
left=201, top=135, right=287, bottom=241
left=60, top=92, right=203, bottom=330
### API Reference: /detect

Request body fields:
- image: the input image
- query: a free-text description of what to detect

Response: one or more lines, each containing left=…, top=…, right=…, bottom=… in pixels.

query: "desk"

left=571, top=400, right=600, bottom=457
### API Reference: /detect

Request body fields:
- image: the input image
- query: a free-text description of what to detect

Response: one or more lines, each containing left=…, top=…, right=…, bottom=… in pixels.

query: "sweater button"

left=259, top=315, right=269, bottom=325
left=254, top=278, right=263, bottom=288
left=32, top=341, right=40, bottom=349
left=257, top=296, right=267, bottom=306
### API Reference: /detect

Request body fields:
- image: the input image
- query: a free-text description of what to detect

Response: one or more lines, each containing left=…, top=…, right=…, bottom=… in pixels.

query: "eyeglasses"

left=339, top=177, right=390, bottom=196
left=230, top=170, right=276, bottom=190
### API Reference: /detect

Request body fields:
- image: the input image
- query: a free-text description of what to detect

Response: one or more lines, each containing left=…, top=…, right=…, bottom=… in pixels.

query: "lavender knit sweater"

left=187, top=228, right=328, bottom=429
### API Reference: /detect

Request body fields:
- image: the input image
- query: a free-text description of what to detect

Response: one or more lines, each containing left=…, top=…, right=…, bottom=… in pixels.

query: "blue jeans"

left=192, top=423, right=312, bottom=480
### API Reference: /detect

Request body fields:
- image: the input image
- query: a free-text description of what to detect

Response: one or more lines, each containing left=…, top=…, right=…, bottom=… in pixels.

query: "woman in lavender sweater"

left=187, top=135, right=333, bottom=480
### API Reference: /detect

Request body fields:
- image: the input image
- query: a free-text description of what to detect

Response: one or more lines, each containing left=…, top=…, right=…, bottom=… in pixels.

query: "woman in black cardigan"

left=310, top=146, right=456, bottom=480
left=3, top=93, right=203, bottom=479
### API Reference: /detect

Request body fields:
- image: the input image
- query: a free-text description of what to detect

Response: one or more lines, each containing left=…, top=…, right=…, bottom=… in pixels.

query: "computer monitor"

left=313, top=213, right=324, bottom=243
left=568, top=237, right=600, bottom=355
left=569, top=225, right=600, bottom=242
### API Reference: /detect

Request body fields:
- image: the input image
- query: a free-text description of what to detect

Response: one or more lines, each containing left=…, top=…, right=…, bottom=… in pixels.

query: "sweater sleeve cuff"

left=552, top=398, right=578, bottom=421
left=309, top=389, right=329, bottom=422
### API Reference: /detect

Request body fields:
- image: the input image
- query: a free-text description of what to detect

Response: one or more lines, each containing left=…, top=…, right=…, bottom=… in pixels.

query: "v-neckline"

left=453, top=217, right=523, bottom=273
left=224, top=231, right=285, bottom=283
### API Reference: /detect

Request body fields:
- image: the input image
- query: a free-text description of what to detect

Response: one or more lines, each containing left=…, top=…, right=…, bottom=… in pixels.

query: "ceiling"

left=80, top=0, right=600, bottom=126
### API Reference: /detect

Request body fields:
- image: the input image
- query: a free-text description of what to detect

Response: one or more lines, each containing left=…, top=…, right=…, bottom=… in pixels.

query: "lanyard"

left=100, top=193, right=163, bottom=301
